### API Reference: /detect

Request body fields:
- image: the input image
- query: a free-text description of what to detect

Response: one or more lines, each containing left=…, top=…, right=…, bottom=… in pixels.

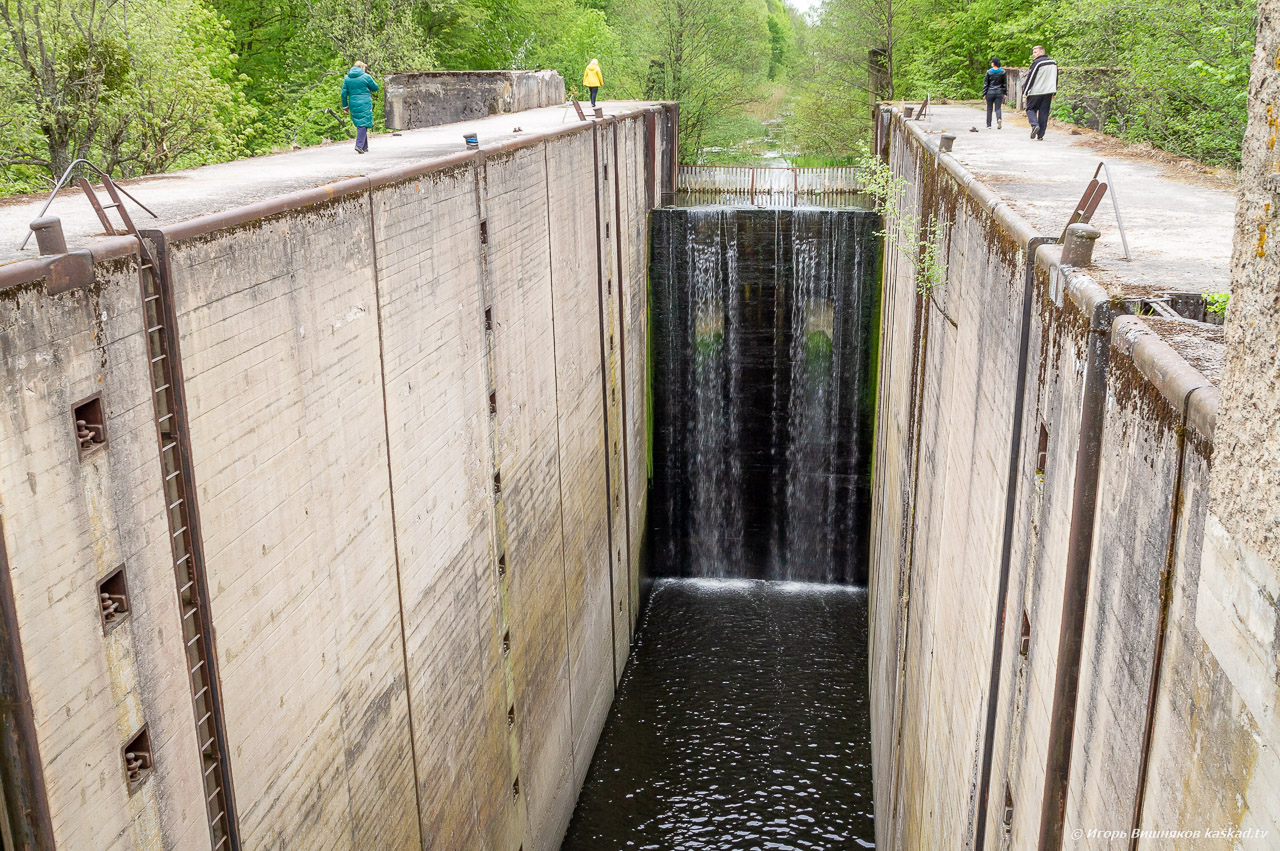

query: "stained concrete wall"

left=385, top=71, right=566, bottom=130
left=0, top=104, right=673, bottom=849
left=870, top=101, right=1275, bottom=849
left=0, top=246, right=212, bottom=849
left=1136, top=0, right=1280, bottom=838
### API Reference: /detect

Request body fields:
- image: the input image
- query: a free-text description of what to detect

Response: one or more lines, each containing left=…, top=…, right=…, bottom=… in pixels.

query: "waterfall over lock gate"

left=650, top=206, right=881, bottom=585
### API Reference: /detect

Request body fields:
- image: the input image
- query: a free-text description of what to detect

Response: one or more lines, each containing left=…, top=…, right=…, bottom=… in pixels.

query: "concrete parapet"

left=384, top=70, right=566, bottom=130
left=872, top=101, right=1237, bottom=851
left=1060, top=223, right=1101, bottom=267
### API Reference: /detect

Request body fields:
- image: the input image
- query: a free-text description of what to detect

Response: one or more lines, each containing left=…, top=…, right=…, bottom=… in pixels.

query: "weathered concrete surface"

left=907, top=103, right=1235, bottom=294
left=0, top=103, right=672, bottom=848
left=168, top=192, right=421, bottom=847
left=869, top=97, right=1262, bottom=849
left=1142, top=1, right=1280, bottom=841
left=0, top=259, right=212, bottom=849
left=385, top=71, right=565, bottom=130
left=0, top=100, right=659, bottom=265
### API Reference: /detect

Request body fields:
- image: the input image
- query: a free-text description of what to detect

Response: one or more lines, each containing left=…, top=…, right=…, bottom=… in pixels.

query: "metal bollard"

left=1061, top=223, right=1103, bottom=267
left=939, top=133, right=956, bottom=153
left=29, top=216, right=67, bottom=256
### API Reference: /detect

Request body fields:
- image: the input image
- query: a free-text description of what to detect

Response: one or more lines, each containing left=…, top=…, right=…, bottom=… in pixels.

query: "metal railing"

left=16, top=159, right=156, bottom=251
left=676, top=166, right=865, bottom=205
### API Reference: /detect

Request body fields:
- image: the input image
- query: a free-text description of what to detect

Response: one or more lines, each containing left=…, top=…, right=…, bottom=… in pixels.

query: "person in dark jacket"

left=341, top=61, right=380, bottom=154
left=1022, top=45, right=1059, bottom=140
left=983, top=58, right=1008, bottom=129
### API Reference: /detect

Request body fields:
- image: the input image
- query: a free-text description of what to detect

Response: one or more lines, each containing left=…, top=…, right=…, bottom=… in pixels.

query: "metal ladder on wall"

left=80, top=175, right=239, bottom=850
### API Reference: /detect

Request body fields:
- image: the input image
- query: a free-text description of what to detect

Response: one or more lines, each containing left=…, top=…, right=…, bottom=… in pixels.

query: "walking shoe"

left=1030, top=126, right=1037, bottom=139
left=997, top=119, right=1002, bottom=129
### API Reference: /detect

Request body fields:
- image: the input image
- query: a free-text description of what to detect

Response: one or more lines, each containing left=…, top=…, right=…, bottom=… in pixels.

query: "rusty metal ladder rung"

left=87, top=166, right=240, bottom=849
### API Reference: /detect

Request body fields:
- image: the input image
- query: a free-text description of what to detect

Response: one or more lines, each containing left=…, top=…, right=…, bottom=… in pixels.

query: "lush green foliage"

left=0, top=0, right=253, bottom=193
left=789, top=0, right=1256, bottom=166
left=0, top=0, right=803, bottom=193
left=0, top=0, right=1254, bottom=195
left=1205, top=291, right=1231, bottom=316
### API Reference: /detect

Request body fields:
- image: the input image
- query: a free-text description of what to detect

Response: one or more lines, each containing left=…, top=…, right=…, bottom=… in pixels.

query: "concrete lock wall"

left=385, top=71, right=567, bottom=131
left=871, top=100, right=1278, bottom=849
left=0, top=103, right=673, bottom=850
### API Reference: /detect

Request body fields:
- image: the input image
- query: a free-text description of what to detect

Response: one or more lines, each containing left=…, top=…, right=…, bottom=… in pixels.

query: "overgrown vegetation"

left=0, top=0, right=802, bottom=194
left=1205, top=291, right=1231, bottom=316
left=788, top=0, right=1256, bottom=167
left=856, top=155, right=949, bottom=296
left=0, top=0, right=1256, bottom=195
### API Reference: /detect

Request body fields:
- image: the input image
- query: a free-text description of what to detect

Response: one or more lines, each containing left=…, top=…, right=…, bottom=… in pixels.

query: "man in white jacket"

left=1022, top=45, right=1058, bottom=140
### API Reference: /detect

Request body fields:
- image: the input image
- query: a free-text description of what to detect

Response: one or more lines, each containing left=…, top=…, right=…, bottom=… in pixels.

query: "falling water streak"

left=769, top=208, right=786, bottom=578
left=784, top=214, right=832, bottom=580
left=690, top=225, right=727, bottom=576
left=651, top=206, right=878, bottom=584
left=723, top=218, right=747, bottom=569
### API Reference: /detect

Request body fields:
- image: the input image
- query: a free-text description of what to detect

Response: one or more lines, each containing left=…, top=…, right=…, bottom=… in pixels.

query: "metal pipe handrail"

left=17, top=159, right=157, bottom=251
left=1094, top=160, right=1132, bottom=261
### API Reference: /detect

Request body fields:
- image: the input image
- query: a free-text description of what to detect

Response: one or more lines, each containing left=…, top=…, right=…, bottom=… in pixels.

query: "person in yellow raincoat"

left=583, top=59, right=603, bottom=108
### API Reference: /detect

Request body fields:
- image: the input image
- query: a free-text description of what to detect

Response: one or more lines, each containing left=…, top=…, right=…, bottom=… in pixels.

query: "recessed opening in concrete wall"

left=1124, top=292, right=1226, bottom=327
left=73, top=394, right=107, bottom=457
left=97, top=565, right=130, bottom=632
left=122, top=726, right=153, bottom=792
left=1004, top=781, right=1014, bottom=830
left=1020, top=609, right=1032, bottom=656
left=1036, top=423, right=1049, bottom=476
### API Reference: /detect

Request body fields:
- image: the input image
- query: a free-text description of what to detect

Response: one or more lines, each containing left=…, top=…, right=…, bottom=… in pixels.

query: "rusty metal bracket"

left=1060, top=176, right=1107, bottom=243
left=46, top=249, right=95, bottom=295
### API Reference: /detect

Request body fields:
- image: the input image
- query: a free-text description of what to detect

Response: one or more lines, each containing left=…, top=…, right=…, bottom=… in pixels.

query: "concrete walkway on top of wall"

left=0, top=100, right=660, bottom=265
left=908, top=102, right=1235, bottom=295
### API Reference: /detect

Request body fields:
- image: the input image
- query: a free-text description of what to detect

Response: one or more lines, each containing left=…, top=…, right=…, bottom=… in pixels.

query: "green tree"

left=765, top=0, right=795, bottom=80
left=0, top=0, right=250, bottom=191
left=610, top=0, right=771, bottom=153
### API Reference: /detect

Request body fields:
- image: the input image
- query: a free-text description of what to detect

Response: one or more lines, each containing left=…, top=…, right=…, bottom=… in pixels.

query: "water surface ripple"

left=563, top=578, right=874, bottom=850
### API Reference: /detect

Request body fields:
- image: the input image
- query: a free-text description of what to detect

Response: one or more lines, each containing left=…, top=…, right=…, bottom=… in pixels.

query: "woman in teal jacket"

left=342, top=61, right=379, bottom=153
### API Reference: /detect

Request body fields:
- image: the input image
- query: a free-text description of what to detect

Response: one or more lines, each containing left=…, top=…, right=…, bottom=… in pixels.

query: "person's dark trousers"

left=588, top=86, right=599, bottom=107
left=1026, top=94, right=1053, bottom=139
left=986, top=95, right=1003, bottom=127
left=355, top=125, right=368, bottom=152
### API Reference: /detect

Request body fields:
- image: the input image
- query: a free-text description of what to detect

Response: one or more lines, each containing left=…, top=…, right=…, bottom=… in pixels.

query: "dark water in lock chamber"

left=562, top=578, right=875, bottom=850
